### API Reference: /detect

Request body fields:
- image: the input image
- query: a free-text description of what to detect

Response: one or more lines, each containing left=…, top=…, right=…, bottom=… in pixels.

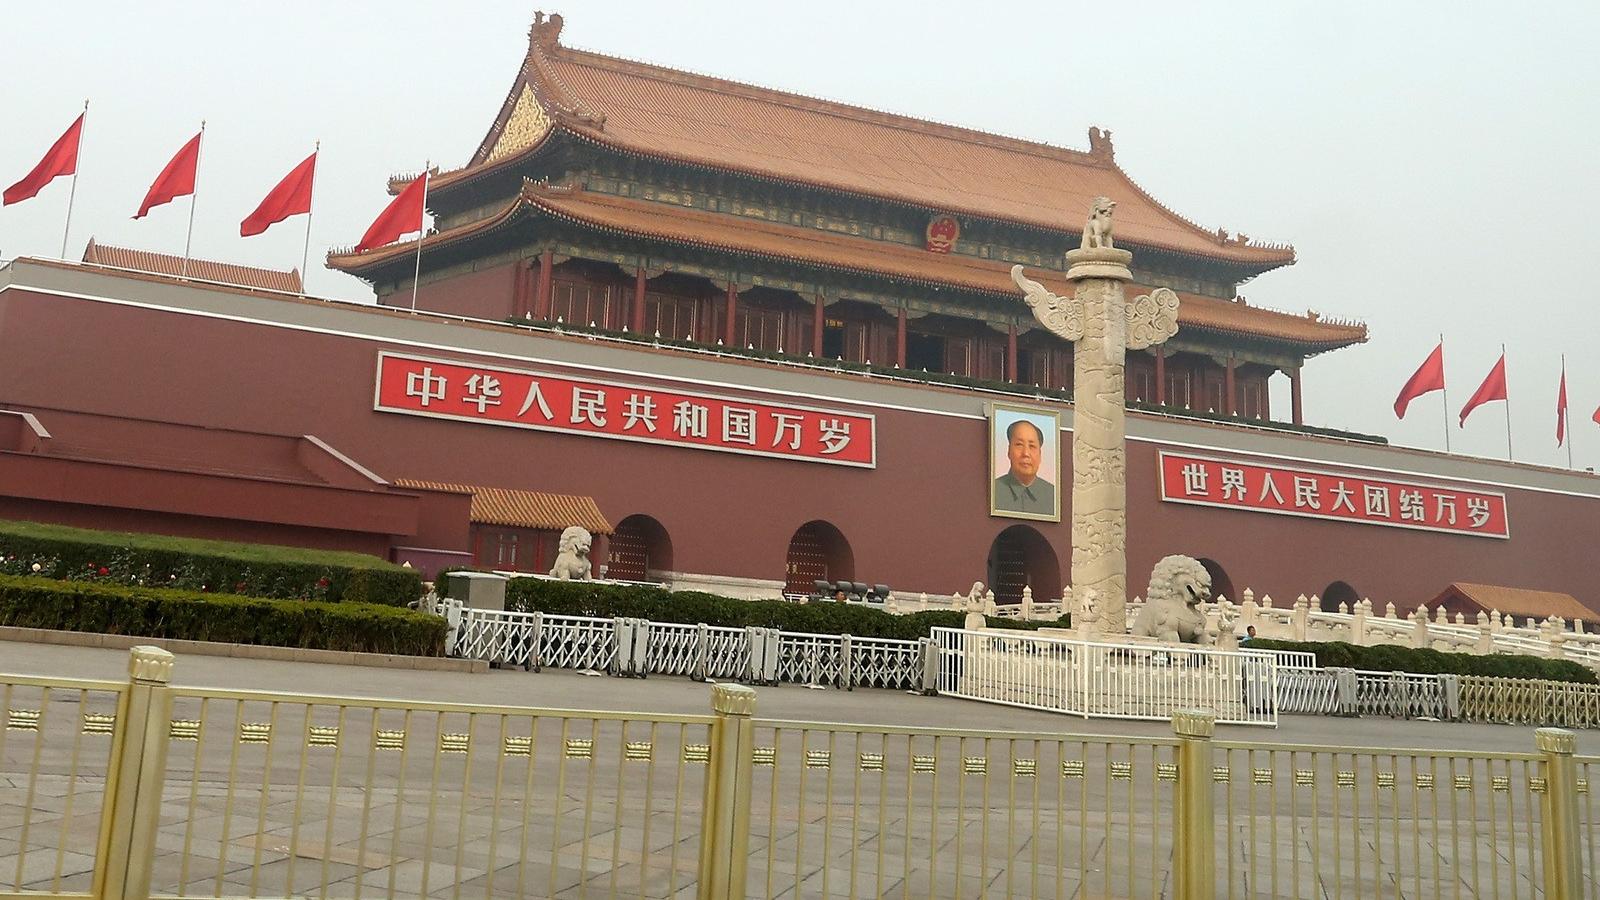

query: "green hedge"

left=1250, top=638, right=1597, bottom=684
left=0, top=574, right=445, bottom=655
left=501, top=578, right=1068, bottom=641
left=0, top=519, right=422, bottom=606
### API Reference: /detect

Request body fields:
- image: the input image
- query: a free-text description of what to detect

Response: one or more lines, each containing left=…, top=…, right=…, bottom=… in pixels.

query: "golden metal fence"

left=742, top=720, right=1179, bottom=899
left=1, top=646, right=1596, bottom=900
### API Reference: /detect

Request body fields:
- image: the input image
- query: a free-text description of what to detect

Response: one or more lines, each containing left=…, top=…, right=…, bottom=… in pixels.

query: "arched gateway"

left=985, top=525, right=1061, bottom=605
left=784, top=520, right=854, bottom=596
left=606, top=514, right=672, bottom=582
left=1196, top=558, right=1237, bottom=604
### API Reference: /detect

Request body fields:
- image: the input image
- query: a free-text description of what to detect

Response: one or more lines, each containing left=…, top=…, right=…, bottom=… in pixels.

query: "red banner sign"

left=374, top=352, right=876, bottom=467
left=1158, top=451, right=1509, bottom=539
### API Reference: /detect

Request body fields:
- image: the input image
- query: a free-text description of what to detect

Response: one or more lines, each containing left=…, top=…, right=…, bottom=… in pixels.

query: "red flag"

left=240, top=151, right=316, bottom=237
left=1459, top=353, right=1508, bottom=427
left=134, top=132, right=202, bottom=219
left=353, top=171, right=428, bottom=252
left=4, top=113, right=83, bottom=205
left=1557, top=364, right=1569, bottom=447
left=1393, top=342, right=1446, bottom=419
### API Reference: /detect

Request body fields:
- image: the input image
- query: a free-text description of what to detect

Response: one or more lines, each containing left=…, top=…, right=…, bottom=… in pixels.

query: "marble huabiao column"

left=1013, top=198, right=1179, bottom=633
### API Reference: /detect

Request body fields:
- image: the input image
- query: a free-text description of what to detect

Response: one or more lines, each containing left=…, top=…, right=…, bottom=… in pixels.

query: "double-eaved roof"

left=330, top=12, right=1366, bottom=353
left=436, top=13, right=1292, bottom=268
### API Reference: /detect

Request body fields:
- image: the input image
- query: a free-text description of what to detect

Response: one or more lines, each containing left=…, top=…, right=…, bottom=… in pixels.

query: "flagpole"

left=300, top=141, right=319, bottom=295
left=410, top=162, right=429, bottom=311
left=60, top=99, right=88, bottom=260
left=1565, top=354, right=1574, bottom=470
left=1502, top=343, right=1513, bottom=461
left=182, top=120, right=205, bottom=279
left=1438, top=333, right=1451, bottom=453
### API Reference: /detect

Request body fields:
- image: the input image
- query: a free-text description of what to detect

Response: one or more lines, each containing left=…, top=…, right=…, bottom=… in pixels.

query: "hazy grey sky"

left=3, top=1, right=1596, bottom=469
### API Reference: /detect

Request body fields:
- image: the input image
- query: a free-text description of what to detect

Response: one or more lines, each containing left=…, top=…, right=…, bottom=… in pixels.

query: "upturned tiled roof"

left=1434, top=583, right=1596, bottom=622
left=416, top=13, right=1294, bottom=270
left=83, top=239, right=302, bottom=293
left=393, top=478, right=613, bottom=534
left=331, top=184, right=1366, bottom=351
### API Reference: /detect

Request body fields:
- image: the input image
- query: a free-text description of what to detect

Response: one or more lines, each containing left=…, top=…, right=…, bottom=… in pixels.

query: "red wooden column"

left=631, top=267, right=647, bottom=333
left=511, top=260, right=530, bottom=318
left=723, top=283, right=738, bottom=346
left=895, top=308, right=908, bottom=368
left=1005, top=324, right=1018, bottom=382
left=1223, top=356, right=1237, bottom=416
left=1290, top=366, right=1304, bottom=425
left=533, top=249, right=554, bottom=320
left=1154, top=346, right=1167, bottom=405
left=812, top=294, right=825, bottom=357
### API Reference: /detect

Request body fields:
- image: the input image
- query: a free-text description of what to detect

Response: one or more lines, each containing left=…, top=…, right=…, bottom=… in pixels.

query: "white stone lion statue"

left=1131, top=555, right=1212, bottom=643
left=549, top=526, right=593, bottom=580
left=1081, top=196, right=1116, bottom=250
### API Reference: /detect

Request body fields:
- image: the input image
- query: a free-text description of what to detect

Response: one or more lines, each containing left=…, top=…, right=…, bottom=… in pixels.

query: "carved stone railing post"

left=1351, top=600, right=1368, bottom=645
left=1549, top=633, right=1567, bottom=661
left=1411, top=606, right=1430, bottom=649
left=99, top=647, right=177, bottom=900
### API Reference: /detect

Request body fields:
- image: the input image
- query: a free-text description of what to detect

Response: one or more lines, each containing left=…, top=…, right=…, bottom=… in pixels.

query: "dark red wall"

left=2, top=284, right=1596, bottom=610
left=386, top=262, right=518, bottom=321
left=0, top=497, right=393, bottom=558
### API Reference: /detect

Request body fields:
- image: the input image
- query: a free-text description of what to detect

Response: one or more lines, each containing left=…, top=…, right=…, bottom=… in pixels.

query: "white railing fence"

left=1118, top=587, right=1600, bottom=673
left=931, top=626, right=1279, bottom=727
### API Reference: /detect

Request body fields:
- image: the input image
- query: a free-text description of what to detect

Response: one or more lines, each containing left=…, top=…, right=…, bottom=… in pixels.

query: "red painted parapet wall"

left=0, top=261, right=1596, bottom=610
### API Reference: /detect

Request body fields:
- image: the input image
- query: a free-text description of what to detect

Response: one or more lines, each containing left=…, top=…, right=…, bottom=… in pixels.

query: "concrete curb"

left=0, top=626, right=488, bottom=673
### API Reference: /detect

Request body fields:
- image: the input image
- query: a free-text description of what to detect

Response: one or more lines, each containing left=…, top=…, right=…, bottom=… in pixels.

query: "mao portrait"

left=989, top=404, right=1061, bottom=522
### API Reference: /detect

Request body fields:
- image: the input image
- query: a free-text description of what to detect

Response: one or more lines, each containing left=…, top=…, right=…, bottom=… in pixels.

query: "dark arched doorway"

left=985, top=524, right=1062, bottom=605
left=1321, top=581, right=1359, bottom=612
left=606, top=514, right=673, bottom=583
left=784, top=520, right=854, bottom=596
left=1196, top=558, right=1236, bottom=604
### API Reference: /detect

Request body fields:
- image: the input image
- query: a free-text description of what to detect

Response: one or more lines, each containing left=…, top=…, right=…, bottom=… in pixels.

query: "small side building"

left=1429, top=582, right=1596, bottom=628
left=393, top=480, right=614, bottom=577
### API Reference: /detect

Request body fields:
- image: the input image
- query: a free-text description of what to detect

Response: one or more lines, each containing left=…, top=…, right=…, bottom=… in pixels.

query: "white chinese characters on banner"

left=375, top=352, right=877, bottom=467
left=1158, top=451, right=1509, bottom=539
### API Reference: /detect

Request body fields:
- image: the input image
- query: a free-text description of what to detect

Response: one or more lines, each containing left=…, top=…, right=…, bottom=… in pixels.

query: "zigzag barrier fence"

left=446, top=603, right=1600, bottom=729
left=448, top=607, right=932, bottom=692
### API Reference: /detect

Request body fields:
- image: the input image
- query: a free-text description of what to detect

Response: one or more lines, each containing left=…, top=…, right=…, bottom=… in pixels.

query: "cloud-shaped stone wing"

left=1011, top=264, right=1084, bottom=342
left=1126, top=287, right=1180, bottom=350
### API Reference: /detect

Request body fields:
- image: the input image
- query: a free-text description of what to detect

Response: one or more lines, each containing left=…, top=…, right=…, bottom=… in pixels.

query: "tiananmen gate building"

left=1, top=12, right=1597, bottom=615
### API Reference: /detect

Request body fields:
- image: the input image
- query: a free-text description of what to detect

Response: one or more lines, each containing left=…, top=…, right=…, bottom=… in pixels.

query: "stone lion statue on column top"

left=1081, top=196, right=1116, bottom=250
left=549, top=526, right=594, bottom=580
left=1131, top=555, right=1212, bottom=644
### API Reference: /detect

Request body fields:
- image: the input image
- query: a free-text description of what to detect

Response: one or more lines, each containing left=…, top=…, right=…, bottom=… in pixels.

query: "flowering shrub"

left=0, top=520, right=421, bottom=606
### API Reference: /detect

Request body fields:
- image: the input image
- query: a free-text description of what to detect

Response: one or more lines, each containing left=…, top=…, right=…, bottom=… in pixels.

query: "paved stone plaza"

left=0, top=639, right=1552, bottom=750
left=0, top=641, right=1581, bottom=898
